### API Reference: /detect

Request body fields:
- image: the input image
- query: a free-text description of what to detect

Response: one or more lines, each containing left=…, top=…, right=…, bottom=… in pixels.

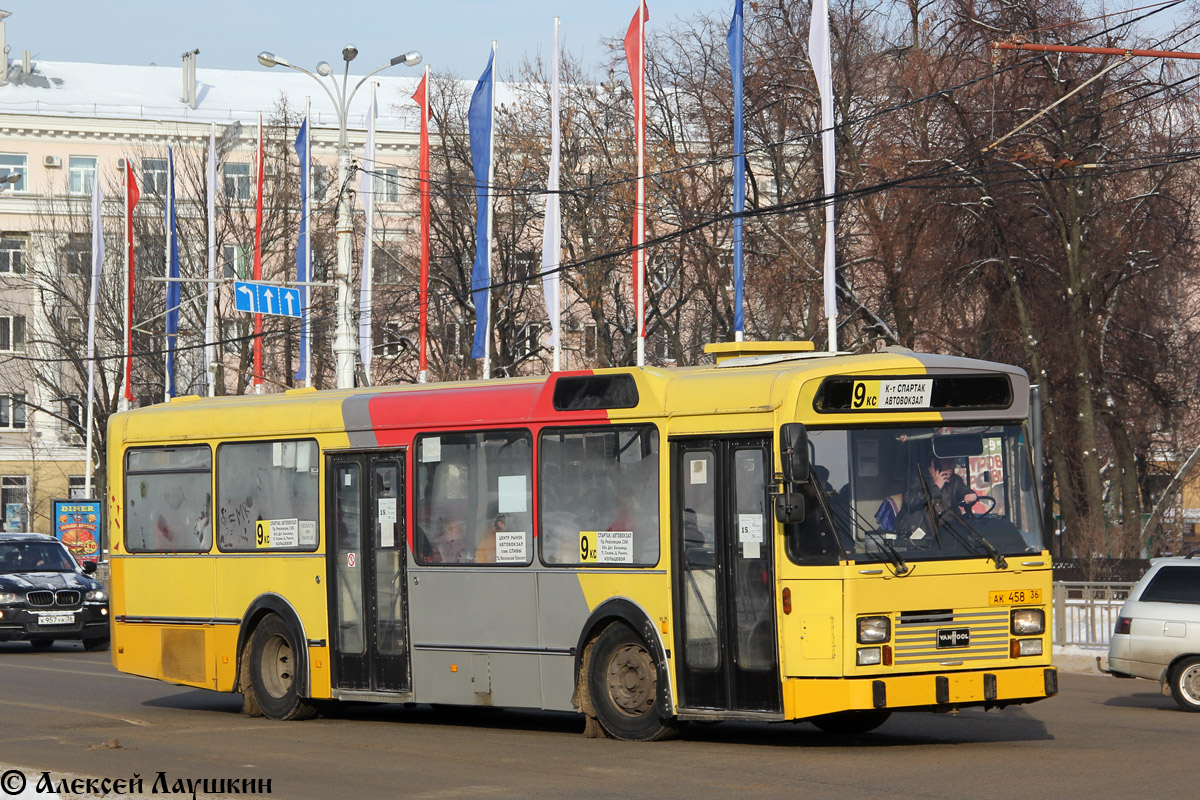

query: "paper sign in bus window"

left=597, top=530, right=634, bottom=563
left=377, top=498, right=397, bottom=547
left=299, top=520, right=317, bottom=546
left=690, top=458, right=708, bottom=485
left=496, top=531, right=526, bottom=563
left=497, top=475, right=527, bottom=513
left=421, top=437, right=441, bottom=463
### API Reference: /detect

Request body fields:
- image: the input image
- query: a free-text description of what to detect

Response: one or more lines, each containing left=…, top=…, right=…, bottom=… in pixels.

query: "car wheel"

left=249, top=615, right=317, bottom=721
left=29, top=639, right=54, bottom=649
left=585, top=623, right=677, bottom=741
left=83, top=637, right=110, bottom=652
left=810, top=710, right=892, bottom=735
left=1169, top=656, right=1200, bottom=712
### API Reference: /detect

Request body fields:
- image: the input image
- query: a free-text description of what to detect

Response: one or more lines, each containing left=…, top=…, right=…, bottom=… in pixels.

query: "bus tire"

left=586, top=623, right=677, bottom=741
left=809, top=710, right=892, bottom=735
left=1169, top=656, right=1200, bottom=712
left=248, top=615, right=317, bottom=721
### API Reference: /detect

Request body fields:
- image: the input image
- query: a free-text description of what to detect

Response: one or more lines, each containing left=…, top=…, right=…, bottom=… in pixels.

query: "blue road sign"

left=233, top=281, right=302, bottom=318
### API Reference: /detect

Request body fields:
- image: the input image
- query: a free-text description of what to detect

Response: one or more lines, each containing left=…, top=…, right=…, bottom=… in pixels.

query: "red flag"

left=124, top=161, right=140, bottom=402
left=413, top=69, right=431, bottom=379
left=625, top=1, right=649, bottom=342
left=253, top=114, right=265, bottom=385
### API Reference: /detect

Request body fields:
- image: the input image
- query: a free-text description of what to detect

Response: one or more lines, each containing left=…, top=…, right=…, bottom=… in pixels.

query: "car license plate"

left=989, top=588, right=1043, bottom=605
left=38, top=613, right=75, bottom=625
left=937, top=628, right=970, bottom=648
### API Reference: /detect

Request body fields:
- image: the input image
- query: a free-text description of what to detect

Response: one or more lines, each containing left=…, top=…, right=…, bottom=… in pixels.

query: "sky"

left=1, top=0, right=729, bottom=80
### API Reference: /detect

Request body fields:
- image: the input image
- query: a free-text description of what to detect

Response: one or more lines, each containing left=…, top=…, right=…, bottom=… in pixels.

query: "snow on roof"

left=0, top=59, right=427, bottom=132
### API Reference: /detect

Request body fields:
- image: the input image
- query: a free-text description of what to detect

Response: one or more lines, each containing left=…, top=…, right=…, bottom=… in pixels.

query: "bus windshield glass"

left=789, top=424, right=1045, bottom=565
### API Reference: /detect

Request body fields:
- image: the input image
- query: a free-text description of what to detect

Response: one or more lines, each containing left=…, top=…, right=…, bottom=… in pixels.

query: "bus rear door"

left=327, top=452, right=411, bottom=694
left=673, top=437, right=781, bottom=714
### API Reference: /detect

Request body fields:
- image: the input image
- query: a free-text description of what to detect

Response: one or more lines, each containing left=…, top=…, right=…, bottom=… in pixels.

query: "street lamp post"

left=258, top=45, right=422, bottom=389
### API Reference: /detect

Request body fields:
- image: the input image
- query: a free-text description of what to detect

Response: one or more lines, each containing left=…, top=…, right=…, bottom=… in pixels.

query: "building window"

left=61, top=395, right=83, bottom=436
left=65, top=233, right=90, bottom=276
left=65, top=316, right=84, bottom=349
left=222, top=244, right=248, bottom=279
left=0, top=315, right=26, bottom=352
left=221, top=318, right=249, bottom=348
left=0, top=234, right=27, bottom=275
left=518, top=322, right=542, bottom=358
left=373, top=243, right=404, bottom=285
left=312, top=165, right=331, bottom=201
left=69, top=156, right=98, bottom=195
left=0, top=394, right=26, bottom=430
left=68, top=475, right=87, bottom=499
left=1, top=476, right=29, bottom=531
left=442, top=322, right=467, bottom=361
left=143, top=158, right=168, bottom=195
left=515, top=251, right=540, bottom=286
left=374, top=167, right=401, bottom=203
left=379, top=323, right=406, bottom=357
left=583, top=322, right=598, bottom=360
left=223, top=163, right=251, bottom=201
left=0, top=154, right=27, bottom=192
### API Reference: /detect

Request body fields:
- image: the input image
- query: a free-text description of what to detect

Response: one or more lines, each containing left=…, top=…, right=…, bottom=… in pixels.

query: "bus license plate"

left=989, top=588, right=1043, bottom=606
left=38, top=613, right=75, bottom=625
left=937, top=628, right=970, bottom=648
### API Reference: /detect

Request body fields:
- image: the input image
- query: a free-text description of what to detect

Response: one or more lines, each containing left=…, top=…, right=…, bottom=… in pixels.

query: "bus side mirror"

left=774, top=490, right=805, bottom=525
left=779, top=423, right=809, bottom=485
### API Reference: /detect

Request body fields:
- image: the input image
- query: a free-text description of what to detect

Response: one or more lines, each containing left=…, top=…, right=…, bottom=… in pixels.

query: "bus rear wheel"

left=249, top=615, right=317, bottom=721
left=586, top=623, right=677, bottom=741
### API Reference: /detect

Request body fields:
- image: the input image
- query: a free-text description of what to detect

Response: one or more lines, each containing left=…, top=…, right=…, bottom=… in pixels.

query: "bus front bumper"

left=783, top=665, right=1058, bottom=719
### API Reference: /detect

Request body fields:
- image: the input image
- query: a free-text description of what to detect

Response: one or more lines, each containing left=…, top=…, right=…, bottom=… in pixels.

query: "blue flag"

left=165, top=146, right=180, bottom=399
left=727, top=0, right=745, bottom=335
left=468, top=49, right=495, bottom=361
left=294, top=116, right=309, bottom=382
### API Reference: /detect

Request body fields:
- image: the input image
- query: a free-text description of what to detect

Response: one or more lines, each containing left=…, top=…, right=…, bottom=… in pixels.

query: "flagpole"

left=551, top=17, right=562, bottom=373
left=84, top=179, right=104, bottom=498
left=121, top=157, right=130, bottom=412
left=304, top=95, right=313, bottom=387
left=205, top=123, right=217, bottom=397
left=359, top=82, right=377, bottom=385
left=483, top=39, right=496, bottom=380
left=163, top=146, right=172, bottom=403
left=728, top=0, right=745, bottom=343
left=810, top=0, right=838, bottom=352
left=253, top=112, right=265, bottom=392
left=635, top=2, right=646, bottom=367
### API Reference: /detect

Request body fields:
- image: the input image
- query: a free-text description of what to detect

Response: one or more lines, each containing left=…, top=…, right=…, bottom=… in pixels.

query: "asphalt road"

left=0, top=641, right=1193, bottom=800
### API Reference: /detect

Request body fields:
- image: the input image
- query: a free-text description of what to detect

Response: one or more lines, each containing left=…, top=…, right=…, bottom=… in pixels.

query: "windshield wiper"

left=938, top=506, right=1008, bottom=570
left=815, top=481, right=909, bottom=576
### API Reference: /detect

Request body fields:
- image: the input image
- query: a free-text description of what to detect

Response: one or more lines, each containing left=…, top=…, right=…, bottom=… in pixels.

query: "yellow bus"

left=108, top=341, right=1056, bottom=740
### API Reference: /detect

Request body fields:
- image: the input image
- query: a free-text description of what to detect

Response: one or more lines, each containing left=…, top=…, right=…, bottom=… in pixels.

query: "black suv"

left=0, top=533, right=109, bottom=650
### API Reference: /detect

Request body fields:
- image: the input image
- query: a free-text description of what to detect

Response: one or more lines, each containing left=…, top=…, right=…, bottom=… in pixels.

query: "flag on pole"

left=204, top=123, right=217, bottom=395
left=541, top=17, right=563, bottom=371
left=359, top=84, right=378, bottom=380
left=468, top=46, right=495, bottom=365
left=164, top=146, right=180, bottom=401
left=413, top=67, right=431, bottom=383
left=123, top=159, right=139, bottom=403
left=294, top=110, right=311, bottom=384
left=727, top=0, right=745, bottom=340
left=625, top=0, right=649, bottom=365
left=84, top=177, right=105, bottom=496
left=809, top=0, right=838, bottom=351
left=252, top=113, right=265, bottom=386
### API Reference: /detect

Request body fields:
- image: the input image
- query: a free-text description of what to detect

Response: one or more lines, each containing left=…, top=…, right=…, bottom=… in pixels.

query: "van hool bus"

left=107, top=341, right=1055, bottom=739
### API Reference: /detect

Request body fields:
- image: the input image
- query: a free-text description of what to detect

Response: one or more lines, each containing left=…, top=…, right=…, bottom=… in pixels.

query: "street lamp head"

left=389, top=51, right=423, bottom=68
left=342, top=44, right=358, bottom=63
left=316, top=61, right=333, bottom=76
left=0, top=173, right=20, bottom=184
left=258, top=51, right=287, bottom=68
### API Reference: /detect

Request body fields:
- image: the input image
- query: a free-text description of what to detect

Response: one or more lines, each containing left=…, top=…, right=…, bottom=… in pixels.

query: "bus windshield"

left=788, top=424, right=1045, bottom=565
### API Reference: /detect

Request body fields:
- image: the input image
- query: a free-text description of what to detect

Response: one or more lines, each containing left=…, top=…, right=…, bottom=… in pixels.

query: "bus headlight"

left=857, top=616, right=891, bottom=643
left=857, top=647, right=882, bottom=666
left=1011, top=608, right=1045, bottom=636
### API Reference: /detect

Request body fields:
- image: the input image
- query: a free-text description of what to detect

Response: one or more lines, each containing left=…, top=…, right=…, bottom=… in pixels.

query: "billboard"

left=54, top=499, right=102, bottom=563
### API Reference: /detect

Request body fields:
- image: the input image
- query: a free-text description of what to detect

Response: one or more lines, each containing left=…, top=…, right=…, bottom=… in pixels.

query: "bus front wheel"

left=249, top=615, right=317, bottom=721
left=586, top=623, right=677, bottom=741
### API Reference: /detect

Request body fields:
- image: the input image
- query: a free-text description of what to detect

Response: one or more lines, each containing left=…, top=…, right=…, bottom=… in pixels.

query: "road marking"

left=0, top=662, right=142, bottom=680
left=0, top=699, right=148, bottom=726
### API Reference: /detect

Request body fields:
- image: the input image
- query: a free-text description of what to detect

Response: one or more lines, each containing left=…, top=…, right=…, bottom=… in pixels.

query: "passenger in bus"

left=898, top=454, right=977, bottom=535
left=429, top=518, right=470, bottom=563
left=474, top=513, right=507, bottom=563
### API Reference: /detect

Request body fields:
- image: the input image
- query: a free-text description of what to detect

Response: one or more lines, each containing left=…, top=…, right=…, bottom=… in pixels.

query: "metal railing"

left=1052, top=581, right=1135, bottom=647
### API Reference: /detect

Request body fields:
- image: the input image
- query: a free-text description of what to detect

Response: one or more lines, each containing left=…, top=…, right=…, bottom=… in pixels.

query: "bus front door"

left=327, top=452, right=411, bottom=694
left=673, top=438, right=781, bottom=714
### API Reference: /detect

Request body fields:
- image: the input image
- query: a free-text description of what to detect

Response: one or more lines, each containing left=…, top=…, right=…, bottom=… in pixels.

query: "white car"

left=1106, top=556, right=1200, bottom=711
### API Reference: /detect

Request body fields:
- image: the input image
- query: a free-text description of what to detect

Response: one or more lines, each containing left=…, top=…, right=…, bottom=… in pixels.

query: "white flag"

left=84, top=178, right=105, bottom=496
left=541, top=18, right=563, bottom=369
left=809, top=0, right=838, bottom=351
left=205, top=123, right=217, bottom=394
left=359, top=84, right=378, bottom=379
